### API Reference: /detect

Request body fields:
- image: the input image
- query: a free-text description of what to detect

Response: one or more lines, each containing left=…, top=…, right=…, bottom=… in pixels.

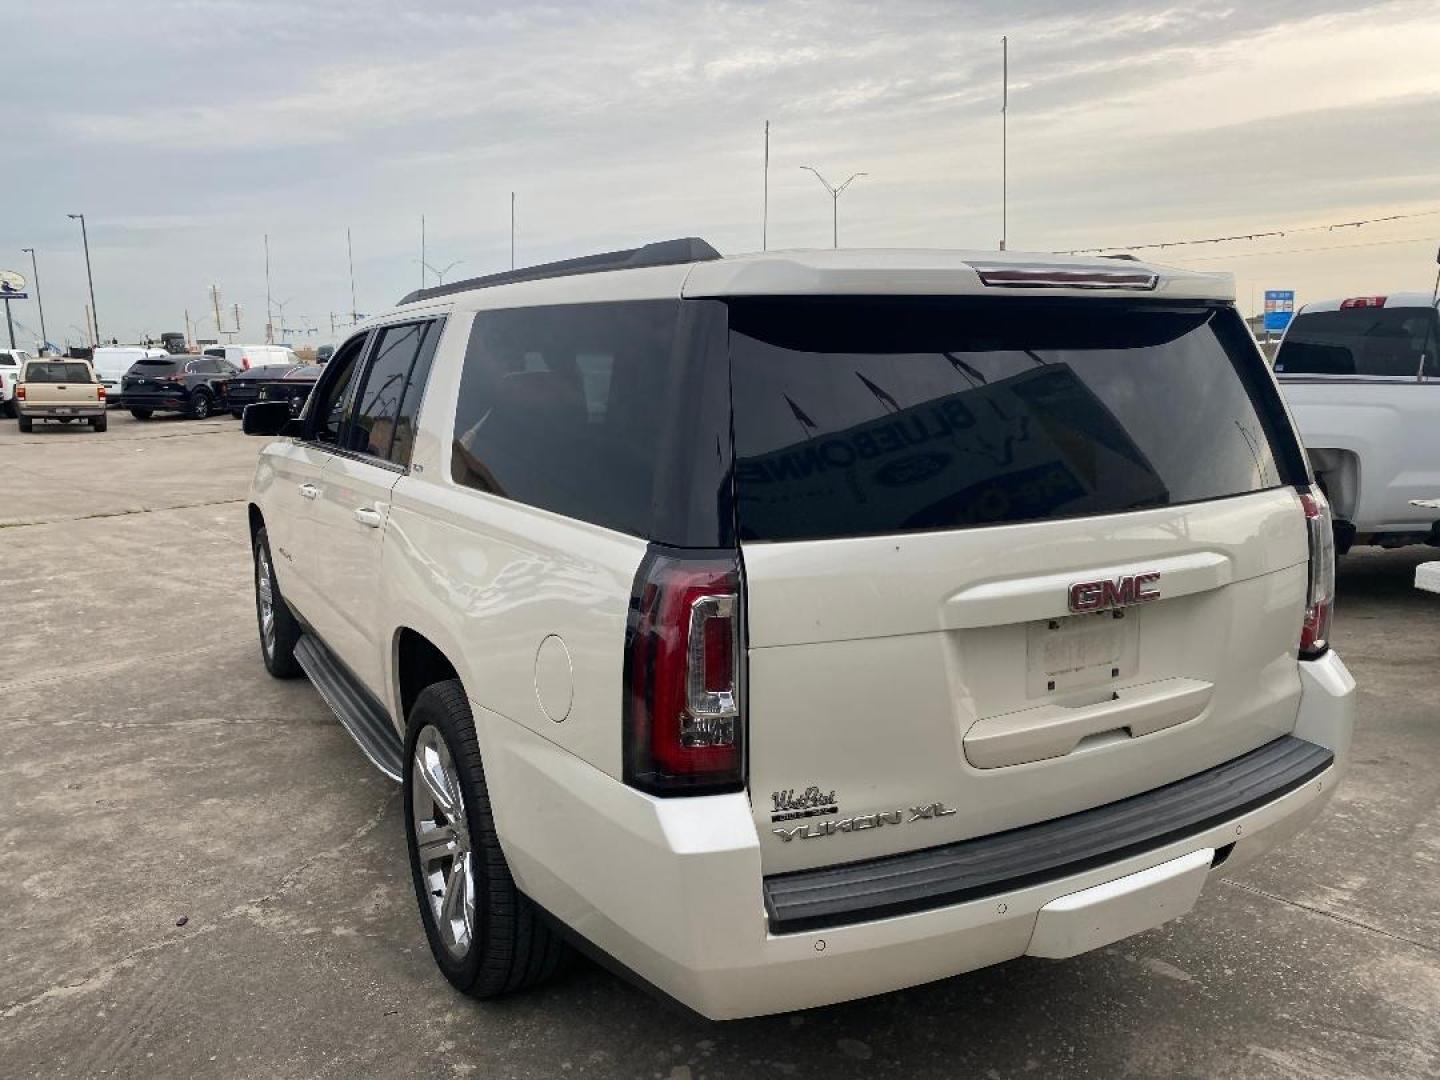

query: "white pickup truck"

left=1274, top=292, right=1440, bottom=552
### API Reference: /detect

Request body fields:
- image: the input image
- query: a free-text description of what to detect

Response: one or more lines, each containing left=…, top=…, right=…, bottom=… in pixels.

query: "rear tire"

left=188, top=390, right=213, bottom=420
left=404, top=681, right=570, bottom=999
left=92, top=415, right=108, bottom=433
left=254, top=527, right=302, bottom=679
left=231, top=409, right=243, bottom=419
left=130, top=408, right=153, bottom=421
left=17, top=416, right=32, bottom=433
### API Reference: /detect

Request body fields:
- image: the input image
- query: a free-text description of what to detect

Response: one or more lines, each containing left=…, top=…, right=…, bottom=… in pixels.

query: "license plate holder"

left=1026, top=610, right=1140, bottom=696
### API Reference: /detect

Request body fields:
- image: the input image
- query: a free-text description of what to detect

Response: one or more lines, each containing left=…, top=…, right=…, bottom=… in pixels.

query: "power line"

left=1167, top=234, right=1439, bottom=264
left=1056, top=207, right=1440, bottom=254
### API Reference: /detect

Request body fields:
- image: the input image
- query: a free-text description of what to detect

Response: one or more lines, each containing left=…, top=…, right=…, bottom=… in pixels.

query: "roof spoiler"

left=398, top=237, right=722, bottom=305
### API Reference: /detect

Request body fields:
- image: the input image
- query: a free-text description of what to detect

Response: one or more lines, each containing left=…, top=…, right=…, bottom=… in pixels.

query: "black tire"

left=130, top=408, right=153, bottom=421
left=92, top=415, right=108, bottom=433
left=404, top=680, right=570, bottom=999
left=17, top=415, right=32, bottom=433
left=253, top=526, right=302, bottom=678
left=231, top=409, right=243, bottom=419
left=188, top=389, right=213, bottom=420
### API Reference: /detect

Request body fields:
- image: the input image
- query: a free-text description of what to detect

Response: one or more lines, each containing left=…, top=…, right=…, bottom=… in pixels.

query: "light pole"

left=67, top=214, right=100, bottom=344
left=20, top=248, right=48, bottom=351
left=799, top=166, right=867, bottom=249
left=417, top=258, right=463, bottom=286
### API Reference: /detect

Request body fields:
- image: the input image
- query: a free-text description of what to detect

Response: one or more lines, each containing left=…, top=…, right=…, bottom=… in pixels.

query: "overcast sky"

left=5, top=0, right=1439, bottom=347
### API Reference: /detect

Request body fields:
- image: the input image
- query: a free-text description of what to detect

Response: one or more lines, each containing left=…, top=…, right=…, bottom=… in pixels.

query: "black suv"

left=122, top=354, right=237, bottom=420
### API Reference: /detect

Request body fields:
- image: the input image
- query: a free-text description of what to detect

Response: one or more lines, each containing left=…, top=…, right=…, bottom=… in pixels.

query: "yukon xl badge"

left=772, top=802, right=956, bottom=842
left=1068, top=571, right=1160, bottom=613
left=771, top=786, right=839, bottom=822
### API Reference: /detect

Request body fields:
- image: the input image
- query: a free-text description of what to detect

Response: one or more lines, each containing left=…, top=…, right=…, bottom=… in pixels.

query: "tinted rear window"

left=25, top=362, right=93, bottom=383
left=730, top=298, right=1293, bottom=542
left=1275, top=306, right=1440, bottom=377
left=136, top=357, right=179, bottom=368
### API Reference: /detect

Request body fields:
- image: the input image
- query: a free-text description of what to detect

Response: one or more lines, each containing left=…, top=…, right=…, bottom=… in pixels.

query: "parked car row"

left=9, top=344, right=329, bottom=430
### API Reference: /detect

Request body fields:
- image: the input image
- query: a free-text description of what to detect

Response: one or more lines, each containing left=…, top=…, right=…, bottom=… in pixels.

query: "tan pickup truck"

left=15, top=359, right=108, bottom=433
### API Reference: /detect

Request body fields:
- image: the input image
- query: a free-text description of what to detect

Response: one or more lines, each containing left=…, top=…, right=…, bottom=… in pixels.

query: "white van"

left=204, top=344, right=299, bottom=372
left=91, top=346, right=167, bottom=403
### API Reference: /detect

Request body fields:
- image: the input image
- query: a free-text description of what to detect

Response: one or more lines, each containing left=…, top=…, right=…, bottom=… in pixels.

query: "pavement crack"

left=1223, top=878, right=1438, bottom=955
left=0, top=497, right=245, bottom=529
left=0, top=788, right=397, bottom=1022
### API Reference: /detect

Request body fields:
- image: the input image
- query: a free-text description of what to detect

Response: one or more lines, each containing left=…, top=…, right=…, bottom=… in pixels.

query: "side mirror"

left=242, top=401, right=300, bottom=437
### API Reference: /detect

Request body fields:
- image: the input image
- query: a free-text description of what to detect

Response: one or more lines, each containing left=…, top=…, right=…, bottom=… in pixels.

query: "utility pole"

left=799, top=166, right=867, bottom=249
left=185, top=308, right=193, bottom=350
left=510, top=192, right=516, bottom=269
left=763, top=121, right=770, bottom=251
left=264, top=233, right=273, bottom=344
left=67, top=214, right=100, bottom=343
left=84, top=304, right=94, bottom=347
left=21, top=248, right=47, bottom=350
left=233, top=303, right=242, bottom=340
left=347, top=228, right=358, bottom=324
left=211, top=285, right=223, bottom=343
left=1000, top=35, right=1008, bottom=252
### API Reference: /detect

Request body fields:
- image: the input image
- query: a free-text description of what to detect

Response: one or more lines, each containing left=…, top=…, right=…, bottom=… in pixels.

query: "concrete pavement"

left=1, top=411, right=1436, bottom=1079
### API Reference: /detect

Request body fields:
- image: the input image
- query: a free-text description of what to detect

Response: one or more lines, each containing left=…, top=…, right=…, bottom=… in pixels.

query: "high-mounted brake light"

left=966, top=261, right=1159, bottom=291
left=1340, top=296, right=1387, bottom=309
left=624, top=548, right=744, bottom=795
left=1299, top=489, right=1335, bottom=659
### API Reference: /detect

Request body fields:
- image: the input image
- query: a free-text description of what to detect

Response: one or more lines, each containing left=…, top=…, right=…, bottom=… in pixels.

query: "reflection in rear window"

left=1274, top=307, right=1440, bottom=377
left=24, top=362, right=93, bottom=383
left=729, top=298, right=1289, bottom=542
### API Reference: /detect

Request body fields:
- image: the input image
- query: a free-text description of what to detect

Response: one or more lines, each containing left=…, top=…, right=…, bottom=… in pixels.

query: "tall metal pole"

left=22, top=248, right=47, bottom=350
left=510, top=192, right=516, bottom=269
left=421, top=215, right=426, bottom=290
left=264, top=233, right=273, bottom=344
left=763, top=120, right=770, bottom=252
left=1001, top=36, right=1008, bottom=252
left=68, top=214, right=100, bottom=343
left=800, top=166, right=866, bottom=250
left=211, top=285, right=223, bottom=343
left=3, top=300, right=13, bottom=349
left=347, top=228, right=358, bottom=324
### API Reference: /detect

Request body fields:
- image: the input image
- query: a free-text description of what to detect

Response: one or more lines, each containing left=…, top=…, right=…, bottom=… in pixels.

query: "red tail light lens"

left=1299, top=489, right=1335, bottom=658
left=15, top=385, right=24, bottom=400
left=97, top=386, right=106, bottom=400
left=1340, top=296, right=1386, bottom=309
left=624, top=548, right=744, bottom=795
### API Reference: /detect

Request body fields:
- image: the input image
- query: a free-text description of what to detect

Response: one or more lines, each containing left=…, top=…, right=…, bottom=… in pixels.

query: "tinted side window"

left=345, top=323, right=427, bottom=460
left=451, top=301, right=680, bottom=536
left=1276, top=307, right=1440, bottom=377
left=389, top=322, right=440, bottom=467
left=310, top=335, right=366, bottom=444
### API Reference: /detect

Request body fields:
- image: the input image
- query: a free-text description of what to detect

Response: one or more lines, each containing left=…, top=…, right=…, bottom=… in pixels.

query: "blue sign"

left=0, top=293, right=27, bottom=300
left=1264, top=290, right=1295, bottom=333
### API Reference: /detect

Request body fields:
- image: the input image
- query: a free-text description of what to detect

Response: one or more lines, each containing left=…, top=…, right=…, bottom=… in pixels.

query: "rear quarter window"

left=729, top=298, right=1299, bottom=542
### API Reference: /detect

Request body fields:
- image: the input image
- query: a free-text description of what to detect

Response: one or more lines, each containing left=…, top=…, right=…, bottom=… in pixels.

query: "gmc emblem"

left=1068, top=571, right=1161, bottom=613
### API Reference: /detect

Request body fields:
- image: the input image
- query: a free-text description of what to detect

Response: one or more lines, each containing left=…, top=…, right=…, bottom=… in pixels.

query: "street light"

left=799, top=166, right=868, bottom=249
left=416, top=258, right=464, bottom=286
left=67, top=214, right=100, bottom=344
left=20, top=248, right=47, bottom=352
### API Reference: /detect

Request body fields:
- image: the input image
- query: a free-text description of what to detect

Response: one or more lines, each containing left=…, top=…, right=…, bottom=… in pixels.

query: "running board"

left=294, top=634, right=403, bottom=782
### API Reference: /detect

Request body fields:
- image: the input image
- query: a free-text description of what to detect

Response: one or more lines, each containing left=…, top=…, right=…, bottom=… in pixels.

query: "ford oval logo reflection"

left=874, top=451, right=951, bottom=488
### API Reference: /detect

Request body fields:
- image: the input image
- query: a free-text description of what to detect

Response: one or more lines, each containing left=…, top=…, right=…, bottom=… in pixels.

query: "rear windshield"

left=24, top=362, right=93, bottom=383
left=204, top=348, right=225, bottom=359
left=1274, top=306, right=1440, bottom=377
left=135, top=358, right=179, bottom=369
left=729, top=298, right=1294, bottom=542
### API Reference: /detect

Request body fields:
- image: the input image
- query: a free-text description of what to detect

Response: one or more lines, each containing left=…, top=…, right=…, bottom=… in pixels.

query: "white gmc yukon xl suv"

left=243, top=241, right=1355, bottom=1020
left=1273, top=293, right=1440, bottom=552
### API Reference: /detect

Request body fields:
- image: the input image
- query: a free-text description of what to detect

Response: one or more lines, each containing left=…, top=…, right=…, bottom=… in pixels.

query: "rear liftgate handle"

left=353, top=506, right=384, bottom=529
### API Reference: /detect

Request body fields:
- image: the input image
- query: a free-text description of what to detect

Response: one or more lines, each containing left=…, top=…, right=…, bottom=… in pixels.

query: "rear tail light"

left=166, top=372, right=187, bottom=383
left=1340, top=296, right=1386, bottom=309
left=624, top=548, right=745, bottom=795
left=97, top=386, right=106, bottom=400
left=1299, top=488, right=1335, bottom=658
left=15, top=385, right=24, bottom=400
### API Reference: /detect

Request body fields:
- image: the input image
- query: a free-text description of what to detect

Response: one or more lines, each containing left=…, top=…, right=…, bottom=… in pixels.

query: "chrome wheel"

left=256, top=546, right=276, bottom=658
left=411, top=725, right=474, bottom=959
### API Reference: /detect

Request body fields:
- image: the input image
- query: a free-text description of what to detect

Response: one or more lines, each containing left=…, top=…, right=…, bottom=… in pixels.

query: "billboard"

left=1263, top=289, right=1295, bottom=333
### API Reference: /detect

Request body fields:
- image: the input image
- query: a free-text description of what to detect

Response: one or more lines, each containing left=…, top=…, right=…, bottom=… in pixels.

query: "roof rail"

left=397, top=237, right=721, bottom=306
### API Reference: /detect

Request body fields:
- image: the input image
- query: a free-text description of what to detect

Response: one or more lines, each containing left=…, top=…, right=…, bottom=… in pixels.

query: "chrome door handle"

left=298, top=483, right=319, bottom=501
left=353, top=507, right=384, bottom=528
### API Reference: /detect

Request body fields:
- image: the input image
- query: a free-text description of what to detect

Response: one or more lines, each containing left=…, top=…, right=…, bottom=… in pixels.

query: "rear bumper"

left=481, top=651, right=1355, bottom=1020
left=16, top=404, right=106, bottom=419
left=120, top=393, right=188, bottom=412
